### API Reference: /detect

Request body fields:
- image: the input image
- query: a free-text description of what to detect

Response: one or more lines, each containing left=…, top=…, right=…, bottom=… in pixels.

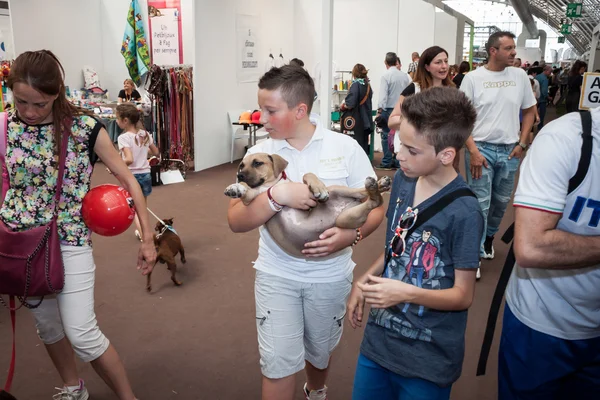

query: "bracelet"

left=267, top=187, right=283, bottom=212
left=351, top=228, right=363, bottom=246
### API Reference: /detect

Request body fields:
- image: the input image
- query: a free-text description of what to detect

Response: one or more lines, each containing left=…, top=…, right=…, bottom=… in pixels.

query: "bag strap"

left=476, top=110, right=594, bottom=376
left=406, top=188, right=476, bottom=238
left=359, top=84, right=371, bottom=106
left=0, top=112, right=8, bottom=203
left=51, top=126, right=70, bottom=219
left=385, top=186, right=475, bottom=269
left=1, top=296, right=16, bottom=394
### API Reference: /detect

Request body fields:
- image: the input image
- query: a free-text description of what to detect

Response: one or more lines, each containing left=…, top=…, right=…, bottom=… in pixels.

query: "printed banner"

left=148, top=0, right=183, bottom=65
left=236, top=14, right=260, bottom=83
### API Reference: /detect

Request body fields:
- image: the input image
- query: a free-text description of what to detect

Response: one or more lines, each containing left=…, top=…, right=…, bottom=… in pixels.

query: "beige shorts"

left=255, top=270, right=352, bottom=379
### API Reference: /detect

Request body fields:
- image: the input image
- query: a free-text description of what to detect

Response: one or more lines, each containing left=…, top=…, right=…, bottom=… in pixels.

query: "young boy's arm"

left=358, top=269, right=476, bottom=311
left=302, top=204, right=385, bottom=257
left=347, top=252, right=386, bottom=329
left=227, top=182, right=318, bottom=233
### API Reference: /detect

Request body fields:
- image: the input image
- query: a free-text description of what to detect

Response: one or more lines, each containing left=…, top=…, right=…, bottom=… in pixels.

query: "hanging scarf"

left=121, top=0, right=151, bottom=85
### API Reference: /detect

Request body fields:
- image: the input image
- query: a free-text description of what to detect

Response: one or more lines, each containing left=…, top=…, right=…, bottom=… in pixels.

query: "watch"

left=518, top=142, right=528, bottom=150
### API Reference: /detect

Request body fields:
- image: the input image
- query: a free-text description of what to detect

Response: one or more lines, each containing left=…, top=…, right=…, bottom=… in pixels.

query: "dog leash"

left=146, top=207, right=167, bottom=227
left=146, top=207, right=177, bottom=239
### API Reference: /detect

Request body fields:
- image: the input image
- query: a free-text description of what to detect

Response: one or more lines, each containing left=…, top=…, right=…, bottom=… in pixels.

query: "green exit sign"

left=558, top=36, right=566, bottom=43
left=561, top=24, right=572, bottom=35
left=566, top=3, right=582, bottom=18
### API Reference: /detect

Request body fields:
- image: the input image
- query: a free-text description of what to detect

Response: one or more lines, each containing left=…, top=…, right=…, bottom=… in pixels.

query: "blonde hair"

left=124, top=78, right=136, bottom=88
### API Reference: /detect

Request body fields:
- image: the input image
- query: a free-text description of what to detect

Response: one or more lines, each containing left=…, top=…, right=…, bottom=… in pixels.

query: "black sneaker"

left=375, top=164, right=394, bottom=170
left=483, top=236, right=495, bottom=259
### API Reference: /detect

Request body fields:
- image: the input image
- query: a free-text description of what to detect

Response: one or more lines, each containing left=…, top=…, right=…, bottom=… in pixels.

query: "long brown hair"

left=8, top=50, right=90, bottom=153
left=413, top=46, right=455, bottom=90
left=116, top=103, right=149, bottom=146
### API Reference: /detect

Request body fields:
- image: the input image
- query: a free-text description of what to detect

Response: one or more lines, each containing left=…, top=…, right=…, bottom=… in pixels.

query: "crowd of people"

left=1, top=29, right=599, bottom=400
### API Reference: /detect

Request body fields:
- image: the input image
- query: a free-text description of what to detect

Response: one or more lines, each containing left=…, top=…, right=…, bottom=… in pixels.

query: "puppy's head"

left=236, top=153, right=288, bottom=188
left=155, top=218, right=174, bottom=232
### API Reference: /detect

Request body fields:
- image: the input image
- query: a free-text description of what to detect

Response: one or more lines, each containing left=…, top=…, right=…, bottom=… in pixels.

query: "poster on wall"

left=236, top=14, right=260, bottom=83
left=148, top=0, right=183, bottom=65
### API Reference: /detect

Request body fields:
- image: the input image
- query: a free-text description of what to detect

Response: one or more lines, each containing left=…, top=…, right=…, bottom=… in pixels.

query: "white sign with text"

left=150, top=8, right=180, bottom=65
left=579, top=73, right=600, bottom=110
left=236, top=14, right=260, bottom=83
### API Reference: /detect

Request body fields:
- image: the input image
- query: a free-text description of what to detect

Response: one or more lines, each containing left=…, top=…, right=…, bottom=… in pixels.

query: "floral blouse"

left=0, top=110, right=102, bottom=246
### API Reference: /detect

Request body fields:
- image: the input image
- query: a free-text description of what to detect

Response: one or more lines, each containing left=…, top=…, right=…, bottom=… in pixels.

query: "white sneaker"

left=304, top=383, right=328, bottom=400
left=53, top=380, right=90, bottom=400
left=476, top=262, right=481, bottom=280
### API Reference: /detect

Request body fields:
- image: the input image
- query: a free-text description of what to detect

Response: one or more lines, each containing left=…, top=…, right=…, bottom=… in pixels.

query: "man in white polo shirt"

left=500, top=107, right=600, bottom=399
left=460, top=31, right=536, bottom=278
left=227, top=65, right=384, bottom=400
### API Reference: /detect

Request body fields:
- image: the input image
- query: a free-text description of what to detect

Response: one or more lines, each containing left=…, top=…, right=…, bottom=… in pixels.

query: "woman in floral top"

left=0, top=50, right=156, bottom=399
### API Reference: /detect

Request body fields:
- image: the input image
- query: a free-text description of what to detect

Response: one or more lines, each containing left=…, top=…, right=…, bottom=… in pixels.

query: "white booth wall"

left=208, top=0, right=459, bottom=170
left=10, top=0, right=195, bottom=99
left=433, top=10, right=457, bottom=63
left=193, top=0, right=295, bottom=171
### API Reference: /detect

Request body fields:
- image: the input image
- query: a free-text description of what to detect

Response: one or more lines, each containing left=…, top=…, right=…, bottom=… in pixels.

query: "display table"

left=231, top=122, right=265, bottom=148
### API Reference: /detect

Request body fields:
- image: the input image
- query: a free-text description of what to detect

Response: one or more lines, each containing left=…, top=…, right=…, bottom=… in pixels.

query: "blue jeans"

left=352, top=353, right=452, bottom=400
left=134, top=173, right=153, bottom=197
left=465, top=142, right=520, bottom=257
left=538, top=100, right=547, bottom=130
left=499, top=305, right=600, bottom=400
left=380, top=108, right=398, bottom=167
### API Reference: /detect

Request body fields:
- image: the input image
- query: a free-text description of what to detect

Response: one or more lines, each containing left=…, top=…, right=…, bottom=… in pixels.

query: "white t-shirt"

left=246, top=117, right=376, bottom=283
left=506, top=107, right=600, bottom=340
left=460, top=66, right=536, bottom=144
left=117, top=130, right=153, bottom=174
left=529, top=75, right=540, bottom=99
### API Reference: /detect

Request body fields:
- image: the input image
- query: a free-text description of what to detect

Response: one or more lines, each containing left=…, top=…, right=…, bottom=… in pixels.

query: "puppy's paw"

left=365, top=176, right=378, bottom=192
left=309, top=183, right=329, bottom=202
left=377, top=176, right=392, bottom=193
left=224, top=183, right=247, bottom=198
left=172, top=277, right=183, bottom=286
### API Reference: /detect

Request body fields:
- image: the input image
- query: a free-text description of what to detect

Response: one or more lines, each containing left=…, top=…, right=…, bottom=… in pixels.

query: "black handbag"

left=341, top=84, right=371, bottom=133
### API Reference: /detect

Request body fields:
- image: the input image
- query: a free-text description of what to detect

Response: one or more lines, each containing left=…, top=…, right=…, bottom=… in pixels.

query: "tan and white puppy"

left=224, top=153, right=391, bottom=258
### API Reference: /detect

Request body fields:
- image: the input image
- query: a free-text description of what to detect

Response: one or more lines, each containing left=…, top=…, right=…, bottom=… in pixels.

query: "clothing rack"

left=145, top=64, right=194, bottom=175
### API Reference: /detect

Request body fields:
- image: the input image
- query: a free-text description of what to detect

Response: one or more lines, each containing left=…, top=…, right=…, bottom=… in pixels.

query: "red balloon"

left=82, top=184, right=136, bottom=236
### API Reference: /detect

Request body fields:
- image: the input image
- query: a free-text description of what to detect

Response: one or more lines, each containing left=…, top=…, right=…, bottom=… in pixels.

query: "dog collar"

left=280, top=170, right=287, bottom=181
left=156, top=225, right=177, bottom=240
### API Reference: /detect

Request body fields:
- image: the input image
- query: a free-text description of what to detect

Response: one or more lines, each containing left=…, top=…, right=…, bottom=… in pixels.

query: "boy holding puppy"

left=227, top=65, right=384, bottom=400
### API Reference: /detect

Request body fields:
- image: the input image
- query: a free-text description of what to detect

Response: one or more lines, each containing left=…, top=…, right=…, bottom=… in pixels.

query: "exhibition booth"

left=4, top=0, right=470, bottom=172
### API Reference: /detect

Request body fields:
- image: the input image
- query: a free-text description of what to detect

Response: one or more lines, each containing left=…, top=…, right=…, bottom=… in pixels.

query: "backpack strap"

left=568, top=111, right=593, bottom=194
left=476, top=110, right=594, bottom=376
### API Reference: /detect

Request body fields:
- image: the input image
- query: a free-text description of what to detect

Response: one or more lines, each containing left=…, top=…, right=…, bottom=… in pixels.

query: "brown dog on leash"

left=147, top=218, right=186, bottom=292
left=224, top=153, right=391, bottom=258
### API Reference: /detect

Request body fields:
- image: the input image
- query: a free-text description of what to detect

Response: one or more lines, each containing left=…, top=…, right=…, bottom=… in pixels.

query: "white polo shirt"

left=506, top=107, right=600, bottom=340
left=246, top=117, right=376, bottom=283
left=460, top=66, right=537, bottom=144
